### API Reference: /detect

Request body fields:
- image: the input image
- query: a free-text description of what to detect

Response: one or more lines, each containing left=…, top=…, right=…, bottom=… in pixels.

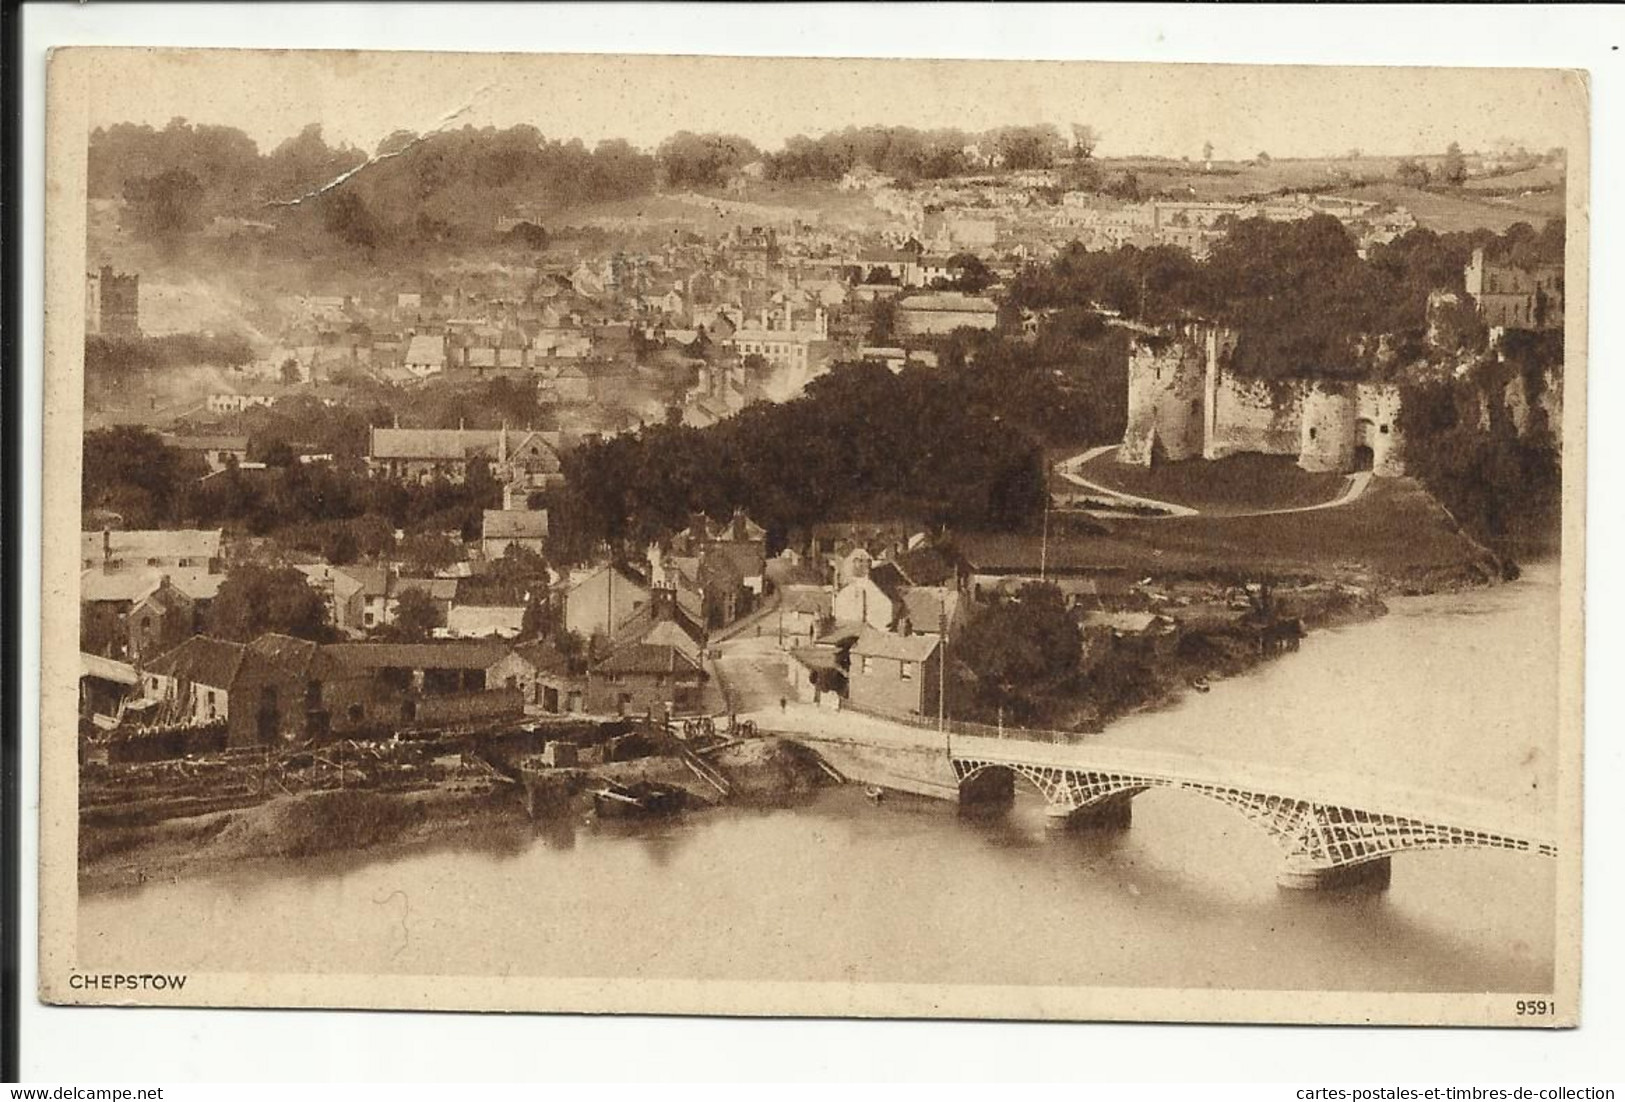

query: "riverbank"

left=79, top=735, right=831, bottom=894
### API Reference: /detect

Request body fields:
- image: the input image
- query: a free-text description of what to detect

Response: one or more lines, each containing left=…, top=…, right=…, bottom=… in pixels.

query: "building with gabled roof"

left=142, top=635, right=246, bottom=727
left=481, top=508, right=549, bottom=560
left=848, top=626, right=942, bottom=717
left=563, top=562, right=651, bottom=641
left=79, top=569, right=199, bottom=663
left=367, top=427, right=563, bottom=488
left=587, top=587, right=709, bottom=717
left=404, top=334, right=448, bottom=377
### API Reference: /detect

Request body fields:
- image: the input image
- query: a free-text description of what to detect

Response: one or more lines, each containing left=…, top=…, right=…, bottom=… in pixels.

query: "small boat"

left=592, top=780, right=687, bottom=819
left=864, top=785, right=886, bottom=802
left=1191, top=677, right=1212, bottom=693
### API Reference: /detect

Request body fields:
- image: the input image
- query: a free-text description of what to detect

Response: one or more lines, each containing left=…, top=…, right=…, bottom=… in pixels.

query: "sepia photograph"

left=37, top=46, right=1587, bottom=1026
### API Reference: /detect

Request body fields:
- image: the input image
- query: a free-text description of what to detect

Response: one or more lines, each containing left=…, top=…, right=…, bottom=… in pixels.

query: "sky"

left=68, top=49, right=1585, bottom=162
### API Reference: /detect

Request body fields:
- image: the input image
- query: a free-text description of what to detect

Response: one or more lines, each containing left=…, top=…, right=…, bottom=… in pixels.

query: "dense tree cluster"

left=81, top=427, right=503, bottom=550
left=761, top=124, right=1070, bottom=183
left=655, top=131, right=761, bottom=189
left=91, top=120, right=660, bottom=256
left=1010, top=215, right=1564, bottom=380
left=552, top=360, right=1048, bottom=556
left=206, top=564, right=333, bottom=643
left=84, top=332, right=256, bottom=379
left=951, top=582, right=1082, bottom=721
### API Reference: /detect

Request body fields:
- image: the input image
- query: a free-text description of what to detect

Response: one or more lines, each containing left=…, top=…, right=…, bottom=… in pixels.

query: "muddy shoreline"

left=79, top=736, right=831, bottom=895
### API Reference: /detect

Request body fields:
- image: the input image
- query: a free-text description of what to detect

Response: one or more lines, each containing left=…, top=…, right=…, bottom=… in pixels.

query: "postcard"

left=39, top=47, right=1587, bottom=1025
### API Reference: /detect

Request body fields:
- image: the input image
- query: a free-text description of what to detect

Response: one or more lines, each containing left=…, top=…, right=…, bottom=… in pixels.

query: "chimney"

left=649, top=586, right=677, bottom=623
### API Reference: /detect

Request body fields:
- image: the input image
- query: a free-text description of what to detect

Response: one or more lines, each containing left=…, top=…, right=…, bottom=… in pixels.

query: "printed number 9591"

left=1515, top=999, right=1555, bottom=1016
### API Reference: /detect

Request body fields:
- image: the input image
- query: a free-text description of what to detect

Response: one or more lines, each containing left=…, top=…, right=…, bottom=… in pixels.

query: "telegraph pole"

left=938, top=609, right=948, bottom=755
left=1040, top=489, right=1050, bottom=584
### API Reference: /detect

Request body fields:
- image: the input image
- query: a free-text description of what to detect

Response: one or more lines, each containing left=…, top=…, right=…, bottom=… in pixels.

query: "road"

left=1053, top=446, right=1374, bottom=518
left=711, top=633, right=795, bottom=714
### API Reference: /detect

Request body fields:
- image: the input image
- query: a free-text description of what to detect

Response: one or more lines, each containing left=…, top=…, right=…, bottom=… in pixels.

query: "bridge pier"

left=1046, top=792, right=1135, bottom=831
left=1277, top=856, right=1391, bottom=892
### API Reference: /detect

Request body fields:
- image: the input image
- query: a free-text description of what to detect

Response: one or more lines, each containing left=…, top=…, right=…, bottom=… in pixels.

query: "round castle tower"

left=1297, top=385, right=1358, bottom=473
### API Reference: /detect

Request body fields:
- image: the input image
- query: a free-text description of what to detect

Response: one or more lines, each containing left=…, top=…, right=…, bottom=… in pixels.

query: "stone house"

left=847, top=627, right=942, bottom=718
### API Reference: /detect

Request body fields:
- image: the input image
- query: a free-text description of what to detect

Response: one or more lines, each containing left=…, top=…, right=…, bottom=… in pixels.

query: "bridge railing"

left=843, top=702, right=1093, bottom=746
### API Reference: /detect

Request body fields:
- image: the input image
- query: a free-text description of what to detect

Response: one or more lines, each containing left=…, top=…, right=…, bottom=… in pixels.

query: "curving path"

left=1054, top=447, right=1373, bottom=519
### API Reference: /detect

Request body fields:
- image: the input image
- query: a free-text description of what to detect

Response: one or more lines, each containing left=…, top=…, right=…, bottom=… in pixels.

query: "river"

left=79, top=564, right=1561, bottom=993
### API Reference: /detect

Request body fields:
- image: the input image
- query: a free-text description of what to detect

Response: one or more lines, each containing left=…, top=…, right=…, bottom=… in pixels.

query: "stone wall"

left=1120, top=324, right=1408, bottom=476
left=1355, top=384, right=1405, bottom=476
left=1121, top=330, right=1208, bottom=465
left=1297, top=385, right=1358, bottom=472
left=1207, top=373, right=1303, bottom=460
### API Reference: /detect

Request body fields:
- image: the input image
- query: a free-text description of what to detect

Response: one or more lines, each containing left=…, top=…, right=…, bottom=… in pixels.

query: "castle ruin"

left=1121, top=323, right=1404, bottom=476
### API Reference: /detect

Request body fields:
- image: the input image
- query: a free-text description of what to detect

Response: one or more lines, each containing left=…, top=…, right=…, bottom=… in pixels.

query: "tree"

left=1255, top=151, right=1272, bottom=165
left=1395, top=157, right=1431, bottom=188
left=391, top=588, right=440, bottom=642
left=1202, top=140, right=1215, bottom=163
left=82, top=426, right=206, bottom=527
left=349, top=513, right=396, bottom=559
left=520, top=594, right=559, bottom=642
left=121, top=168, right=207, bottom=254
left=1105, top=171, right=1141, bottom=202
left=946, top=252, right=995, bottom=294
left=504, top=221, right=549, bottom=250
left=954, top=583, right=1081, bottom=719
left=656, top=131, right=760, bottom=189
left=1442, top=141, right=1468, bottom=186
left=1071, top=124, right=1100, bottom=160
left=279, top=357, right=302, bottom=384
left=989, top=125, right=1065, bottom=171
left=867, top=297, right=898, bottom=344
left=206, top=565, right=331, bottom=642
left=400, top=531, right=463, bottom=576
left=321, top=187, right=379, bottom=252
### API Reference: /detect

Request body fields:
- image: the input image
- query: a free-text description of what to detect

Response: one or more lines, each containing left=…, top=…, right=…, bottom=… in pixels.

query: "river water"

left=80, top=564, right=1562, bottom=992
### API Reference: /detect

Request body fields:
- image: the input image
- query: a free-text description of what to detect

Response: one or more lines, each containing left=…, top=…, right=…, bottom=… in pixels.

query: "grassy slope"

left=988, top=478, right=1499, bottom=588
left=1074, top=452, right=1347, bottom=514
left=1334, top=182, right=1564, bottom=233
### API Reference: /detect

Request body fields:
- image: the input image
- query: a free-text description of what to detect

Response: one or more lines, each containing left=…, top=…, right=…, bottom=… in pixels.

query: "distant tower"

left=86, top=265, right=140, bottom=338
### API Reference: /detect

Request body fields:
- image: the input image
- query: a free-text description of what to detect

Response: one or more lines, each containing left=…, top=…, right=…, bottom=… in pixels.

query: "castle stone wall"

left=1120, top=326, right=1407, bottom=476
left=1298, top=386, right=1358, bottom=472
left=1355, top=383, right=1405, bottom=476
left=1121, top=334, right=1207, bottom=465
left=1207, top=374, right=1303, bottom=460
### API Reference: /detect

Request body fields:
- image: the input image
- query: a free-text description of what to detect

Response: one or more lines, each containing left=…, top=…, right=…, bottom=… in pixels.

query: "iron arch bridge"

left=948, top=735, right=1558, bottom=889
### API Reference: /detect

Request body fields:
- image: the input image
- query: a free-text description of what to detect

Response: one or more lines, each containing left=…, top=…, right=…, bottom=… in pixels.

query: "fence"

left=842, top=701, right=1094, bottom=746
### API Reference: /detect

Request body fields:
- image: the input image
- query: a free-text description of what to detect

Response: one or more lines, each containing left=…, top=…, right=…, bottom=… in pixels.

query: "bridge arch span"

left=954, top=760, right=1150, bottom=811
left=950, top=754, right=1555, bottom=884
